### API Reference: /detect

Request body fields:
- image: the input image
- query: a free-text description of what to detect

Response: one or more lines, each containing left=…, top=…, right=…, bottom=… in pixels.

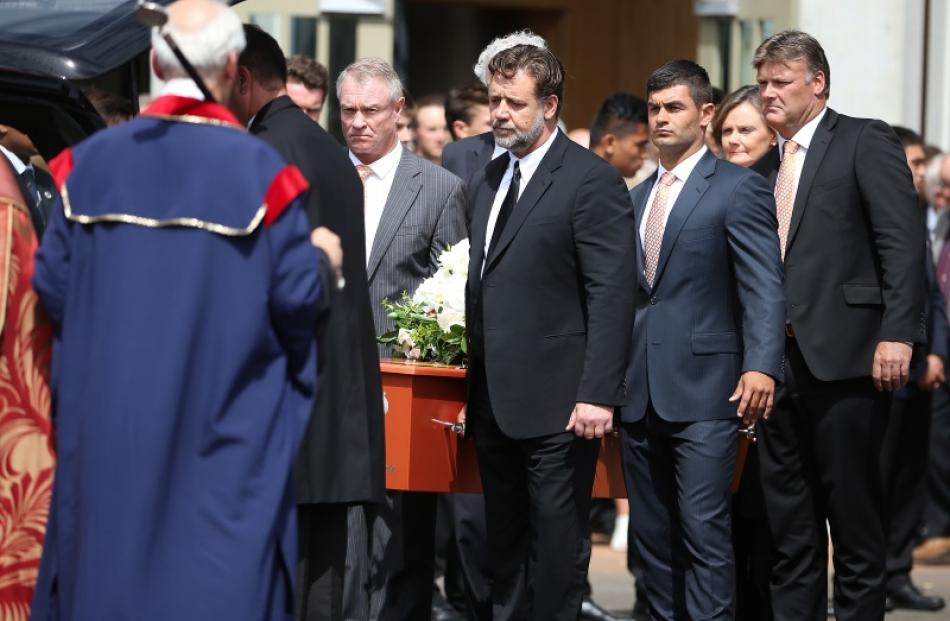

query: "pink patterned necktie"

left=775, top=140, right=800, bottom=259
left=355, top=164, right=373, bottom=210
left=644, top=171, right=677, bottom=287
left=356, top=164, right=373, bottom=185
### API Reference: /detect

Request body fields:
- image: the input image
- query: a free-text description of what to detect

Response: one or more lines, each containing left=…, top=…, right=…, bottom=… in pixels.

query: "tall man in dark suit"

left=228, top=26, right=386, bottom=621
left=620, top=60, right=785, bottom=621
left=751, top=31, right=926, bottom=621
left=337, top=57, right=467, bottom=621
left=465, top=43, right=637, bottom=620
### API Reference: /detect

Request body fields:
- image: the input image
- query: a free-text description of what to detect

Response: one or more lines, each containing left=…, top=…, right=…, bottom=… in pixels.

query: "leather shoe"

left=886, top=581, right=945, bottom=611
left=581, top=597, right=630, bottom=621
left=431, top=599, right=464, bottom=621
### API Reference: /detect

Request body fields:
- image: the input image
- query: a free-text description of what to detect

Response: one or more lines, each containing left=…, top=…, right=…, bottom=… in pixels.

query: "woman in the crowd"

left=711, top=84, right=777, bottom=621
left=713, top=85, right=777, bottom=166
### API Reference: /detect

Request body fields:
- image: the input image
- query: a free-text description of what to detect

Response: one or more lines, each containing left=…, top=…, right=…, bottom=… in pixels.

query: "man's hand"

left=310, top=226, right=342, bottom=280
left=566, top=402, right=614, bottom=439
left=457, top=404, right=466, bottom=425
left=872, top=341, right=912, bottom=391
left=729, top=371, right=775, bottom=426
left=917, top=354, right=946, bottom=391
left=0, top=124, right=39, bottom=162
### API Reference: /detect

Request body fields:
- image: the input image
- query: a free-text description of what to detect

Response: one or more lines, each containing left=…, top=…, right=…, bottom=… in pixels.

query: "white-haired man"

left=29, top=1, right=340, bottom=619
left=337, top=57, right=467, bottom=621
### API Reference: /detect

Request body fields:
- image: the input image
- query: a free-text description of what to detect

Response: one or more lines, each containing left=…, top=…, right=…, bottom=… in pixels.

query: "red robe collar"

left=141, top=95, right=243, bottom=128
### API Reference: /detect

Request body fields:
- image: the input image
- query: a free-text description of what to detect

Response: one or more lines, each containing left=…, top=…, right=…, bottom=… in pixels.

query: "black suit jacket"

left=466, top=131, right=638, bottom=439
left=250, top=95, right=385, bottom=504
left=442, top=131, right=495, bottom=186
left=753, top=108, right=926, bottom=381
left=442, top=131, right=495, bottom=222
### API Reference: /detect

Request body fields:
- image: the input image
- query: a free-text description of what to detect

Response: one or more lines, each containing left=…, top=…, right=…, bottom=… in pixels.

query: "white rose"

left=439, top=239, right=470, bottom=276
left=397, top=328, right=414, bottom=347
left=413, top=271, right=448, bottom=310
left=443, top=279, right=466, bottom=314
left=408, top=347, right=422, bottom=360
left=437, top=308, right=465, bottom=333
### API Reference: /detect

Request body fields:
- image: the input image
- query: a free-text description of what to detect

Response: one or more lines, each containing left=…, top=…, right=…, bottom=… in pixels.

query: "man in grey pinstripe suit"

left=338, top=58, right=467, bottom=621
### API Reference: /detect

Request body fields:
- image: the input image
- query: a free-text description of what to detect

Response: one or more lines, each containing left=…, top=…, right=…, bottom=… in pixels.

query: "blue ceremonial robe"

left=30, top=96, right=321, bottom=621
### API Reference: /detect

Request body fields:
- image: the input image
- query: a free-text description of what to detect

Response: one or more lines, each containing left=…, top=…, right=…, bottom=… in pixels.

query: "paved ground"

left=588, top=543, right=950, bottom=620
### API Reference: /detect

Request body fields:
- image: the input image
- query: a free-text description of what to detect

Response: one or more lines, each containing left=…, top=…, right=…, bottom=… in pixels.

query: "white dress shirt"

left=639, top=145, right=708, bottom=244
left=0, top=143, right=26, bottom=175
left=776, top=106, right=827, bottom=206
left=350, top=143, right=403, bottom=264
left=482, top=128, right=560, bottom=272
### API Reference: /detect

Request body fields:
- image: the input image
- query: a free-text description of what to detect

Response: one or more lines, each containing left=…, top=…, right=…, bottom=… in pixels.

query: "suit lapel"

left=484, top=132, right=567, bottom=272
left=367, top=150, right=422, bottom=281
left=786, top=109, right=837, bottom=252
left=632, top=176, right=655, bottom=292
left=468, top=153, right=510, bottom=288
left=753, top=144, right=781, bottom=187
left=652, top=150, right=715, bottom=288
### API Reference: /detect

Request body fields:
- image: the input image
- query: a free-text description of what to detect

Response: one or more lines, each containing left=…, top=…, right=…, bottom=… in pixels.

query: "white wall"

left=797, top=0, right=925, bottom=130
left=926, top=0, right=950, bottom=148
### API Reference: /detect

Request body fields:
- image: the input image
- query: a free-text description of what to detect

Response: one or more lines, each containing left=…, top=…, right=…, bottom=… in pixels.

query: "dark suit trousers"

left=342, top=494, right=437, bottom=620
left=297, top=503, right=348, bottom=621
left=452, top=493, right=492, bottom=620
left=758, top=338, right=889, bottom=621
left=470, top=379, right=599, bottom=621
left=620, top=409, right=737, bottom=621
left=926, top=384, right=950, bottom=536
left=882, top=387, right=932, bottom=584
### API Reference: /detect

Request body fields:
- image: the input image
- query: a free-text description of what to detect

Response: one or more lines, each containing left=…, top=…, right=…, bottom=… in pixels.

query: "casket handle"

left=431, top=418, right=465, bottom=435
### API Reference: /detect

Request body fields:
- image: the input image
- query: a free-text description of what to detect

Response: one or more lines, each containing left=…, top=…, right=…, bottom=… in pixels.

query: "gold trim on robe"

left=144, top=113, right=243, bottom=129
left=61, top=185, right=265, bottom=237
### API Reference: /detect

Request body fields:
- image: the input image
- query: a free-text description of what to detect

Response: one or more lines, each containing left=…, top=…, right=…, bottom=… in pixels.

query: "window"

left=291, top=16, right=318, bottom=58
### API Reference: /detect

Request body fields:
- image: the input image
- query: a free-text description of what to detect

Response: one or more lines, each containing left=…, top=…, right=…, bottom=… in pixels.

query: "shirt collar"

left=349, top=142, right=403, bottom=179
left=491, top=143, right=507, bottom=160
left=778, top=106, right=827, bottom=157
left=656, top=145, right=708, bottom=184
left=0, top=144, right=27, bottom=175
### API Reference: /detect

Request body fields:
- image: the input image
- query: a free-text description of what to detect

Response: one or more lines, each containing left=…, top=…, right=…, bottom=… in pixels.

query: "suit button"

left=650, top=297, right=657, bottom=305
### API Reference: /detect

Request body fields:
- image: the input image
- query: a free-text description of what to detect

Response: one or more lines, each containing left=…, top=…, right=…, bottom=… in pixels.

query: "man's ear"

left=602, top=133, right=617, bottom=156
left=224, top=50, right=240, bottom=84
left=543, top=95, right=559, bottom=121
left=699, top=102, right=715, bottom=131
left=235, top=66, right=253, bottom=95
left=451, top=119, right=467, bottom=139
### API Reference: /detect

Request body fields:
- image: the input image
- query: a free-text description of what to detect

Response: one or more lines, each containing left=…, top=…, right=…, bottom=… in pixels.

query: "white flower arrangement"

left=378, top=239, right=469, bottom=364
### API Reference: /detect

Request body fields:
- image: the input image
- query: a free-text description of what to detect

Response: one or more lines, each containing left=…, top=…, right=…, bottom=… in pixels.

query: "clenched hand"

left=729, top=371, right=775, bottom=426
left=872, top=341, right=912, bottom=391
left=566, top=402, right=614, bottom=439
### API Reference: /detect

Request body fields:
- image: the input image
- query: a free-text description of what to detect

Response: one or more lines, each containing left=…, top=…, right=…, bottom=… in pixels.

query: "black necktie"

left=488, top=161, right=521, bottom=255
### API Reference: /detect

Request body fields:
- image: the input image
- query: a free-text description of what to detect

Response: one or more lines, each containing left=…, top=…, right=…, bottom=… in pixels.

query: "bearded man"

left=463, top=42, right=637, bottom=620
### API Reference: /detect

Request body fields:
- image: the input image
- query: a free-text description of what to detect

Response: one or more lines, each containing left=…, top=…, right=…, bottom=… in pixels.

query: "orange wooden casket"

left=381, top=359, right=750, bottom=497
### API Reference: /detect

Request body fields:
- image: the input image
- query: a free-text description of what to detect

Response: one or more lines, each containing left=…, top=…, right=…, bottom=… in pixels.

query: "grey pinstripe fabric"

left=367, top=149, right=468, bottom=356
left=342, top=150, right=467, bottom=620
